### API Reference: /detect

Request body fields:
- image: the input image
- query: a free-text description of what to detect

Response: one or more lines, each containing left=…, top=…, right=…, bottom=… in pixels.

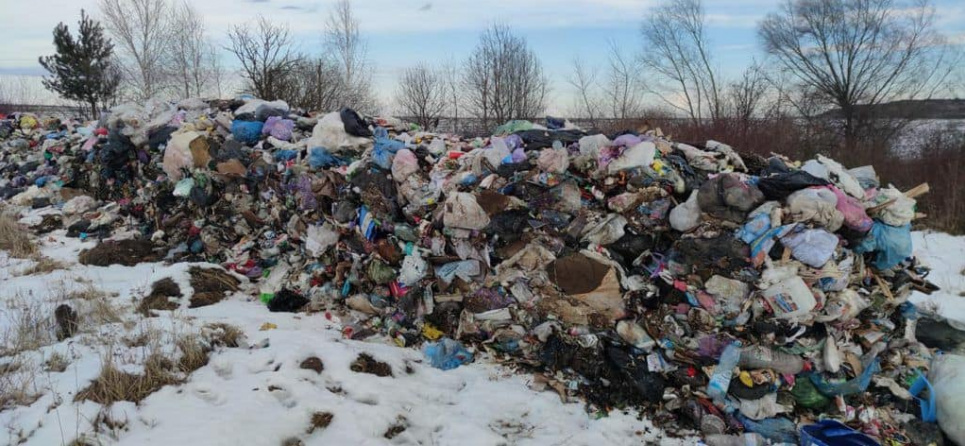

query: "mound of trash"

left=1, top=98, right=958, bottom=445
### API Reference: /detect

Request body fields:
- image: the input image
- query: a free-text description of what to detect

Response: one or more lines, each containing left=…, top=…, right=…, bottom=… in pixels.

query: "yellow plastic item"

left=739, top=370, right=754, bottom=387
left=259, top=322, right=277, bottom=331
left=422, top=323, right=443, bottom=341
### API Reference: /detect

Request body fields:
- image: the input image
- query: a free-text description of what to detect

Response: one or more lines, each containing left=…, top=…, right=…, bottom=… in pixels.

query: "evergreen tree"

left=39, top=10, right=120, bottom=119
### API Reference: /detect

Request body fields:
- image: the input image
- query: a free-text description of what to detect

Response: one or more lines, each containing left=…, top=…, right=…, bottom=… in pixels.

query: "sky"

left=1, top=0, right=963, bottom=113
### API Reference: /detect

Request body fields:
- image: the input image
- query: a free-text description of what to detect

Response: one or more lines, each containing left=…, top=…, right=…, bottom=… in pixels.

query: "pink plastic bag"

left=828, top=186, right=872, bottom=233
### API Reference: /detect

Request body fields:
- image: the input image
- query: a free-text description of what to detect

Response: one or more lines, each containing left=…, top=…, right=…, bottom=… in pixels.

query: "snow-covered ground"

left=1, top=219, right=962, bottom=446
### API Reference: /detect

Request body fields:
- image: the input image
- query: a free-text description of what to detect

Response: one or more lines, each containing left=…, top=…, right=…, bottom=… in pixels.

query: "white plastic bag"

left=669, top=190, right=701, bottom=232
left=930, top=354, right=965, bottom=445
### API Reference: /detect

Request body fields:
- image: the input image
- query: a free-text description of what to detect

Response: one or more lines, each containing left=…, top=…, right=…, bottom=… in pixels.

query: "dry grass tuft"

left=0, top=293, right=57, bottom=357
left=0, top=213, right=38, bottom=258
left=75, top=356, right=182, bottom=405
left=307, top=412, right=334, bottom=434
left=137, top=278, right=181, bottom=316
left=176, top=336, right=210, bottom=374
left=0, top=358, right=42, bottom=412
left=201, top=323, right=244, bottom=348
left=44, top=352, right=70, bottom=373
left=188, top=267, right=241, bottom=308
left=21, top=257, right=66, bottom=275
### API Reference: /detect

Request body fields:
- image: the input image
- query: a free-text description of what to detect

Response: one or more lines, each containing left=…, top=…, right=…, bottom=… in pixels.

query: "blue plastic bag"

left=308, top=147, right=345, bottom=169
left=800, top=419, right=879, bottom=446
left=373, top=127, right=403, bottom=170
left=262, top=116, right=294, bottom=141
left=274, top=150, right=298, bottom=162
left=853, top=222, right=912, bottom=269
left=738, top=415, right=798, bottom=444
left=231, top=120, right=262, bottom=145
left=810, top=358, right=880, bottom=397
left=908, top=372, right=937, bottom=422
left=423, top=338, right=473, bottom=371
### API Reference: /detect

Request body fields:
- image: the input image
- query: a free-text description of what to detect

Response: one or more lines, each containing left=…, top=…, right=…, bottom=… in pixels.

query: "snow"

left=2, top=226, right=963, bottom=445
left=0, top=230, right=682, bottom=446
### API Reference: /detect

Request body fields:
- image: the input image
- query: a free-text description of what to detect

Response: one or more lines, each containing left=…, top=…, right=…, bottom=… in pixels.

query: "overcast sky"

left=1, top=0, right=963, bottom=113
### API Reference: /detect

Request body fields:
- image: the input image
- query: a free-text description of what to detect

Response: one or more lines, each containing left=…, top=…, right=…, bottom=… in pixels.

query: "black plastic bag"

left=756, top=170, right=830, bottom=201
left=268, top=288, right=309, bottom=312
left=340, top=107, right=372, bottom=138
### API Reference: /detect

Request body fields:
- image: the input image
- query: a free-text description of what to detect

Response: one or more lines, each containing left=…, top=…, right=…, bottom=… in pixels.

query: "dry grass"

left=0, top=361, right=41, bottom=412
left=44, top=352, right=70, bottom=373
left=20, top=257, right=66, bottom=276
left=137, top=278, right=181, bottom=316
left=75, top=355, right=182, bottom=405
left=0, top=213, right=38, bottom=258
left=201, top=323, right=244, bottom=348
left=188, top=267, right=241, bottom=308
left=0, top=293, right=57, bottom=357
left=176, top=336, right=209, bottom=374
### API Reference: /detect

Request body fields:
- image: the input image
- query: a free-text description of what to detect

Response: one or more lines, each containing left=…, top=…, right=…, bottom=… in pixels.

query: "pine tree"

left=39, top=10, right=120, bottom=119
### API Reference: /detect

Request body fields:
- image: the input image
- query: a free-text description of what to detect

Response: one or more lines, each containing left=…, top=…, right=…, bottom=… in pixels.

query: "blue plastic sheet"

left=308, top=147, right=345, bottom=169
left=738, top=415, right=798, bottom=444
left=853, top=222, right=912, bottom=269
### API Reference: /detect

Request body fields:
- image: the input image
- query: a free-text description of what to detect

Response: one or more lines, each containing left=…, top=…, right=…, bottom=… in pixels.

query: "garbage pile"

left=1, top=99, right=957, bottom=445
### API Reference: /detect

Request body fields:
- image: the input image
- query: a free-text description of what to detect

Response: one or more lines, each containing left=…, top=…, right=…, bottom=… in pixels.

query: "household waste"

left=0, top=99, right=956, bottom=445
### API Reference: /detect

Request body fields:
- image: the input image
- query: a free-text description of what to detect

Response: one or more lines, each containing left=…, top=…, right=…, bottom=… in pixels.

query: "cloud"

left=418, top=3, right=432, bottom=12
left=247, top=0, right=270, bottom=3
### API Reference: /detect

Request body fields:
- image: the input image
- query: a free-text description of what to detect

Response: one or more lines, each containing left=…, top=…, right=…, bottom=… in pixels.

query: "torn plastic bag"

left=874, top=185, right=916, bottom=227
left=340, top=107, right=372, bottom=137
left=848, top=165, right=879, bottom=189
left=705, top=140, right=747, bottom=171
left=697, top=173, right=765, bottom=223
left=786, top=188, right=844, bottom=232
left=399, top=251, right=428, bottom=286
left=582, top=214, right=627, bottom=245
left=443, top=192, right=490, bottom=230
left=756, top=170, right=830, bottom=201
left=669, top=190, right=701, bottom=232
left=853, top=222, right=912, bottom=270
left=738, top=416, right=798, bottom=444
left=578, top=134, right=610, bottom=157
left=423, top=338, right=473, bottom=370
left=391, top=148, right=419, bottom=180
left=930, top=353, right=965, bottom=445
left=817, top=155, right=865, bottom=199
left=305, top=223, right=339, bottom=257
left=308, top=147, right=346, bottom=169
left=780, top=226, right=838, bottom=268
left=537, top=146, right=570, bottom=173
left=162, top=131, right=200, bottom=180
left=809, top=358, right=880, bottom=396
left=606, top=141, right=655, bottom=174
left=306, top=112, right=373, bottom=153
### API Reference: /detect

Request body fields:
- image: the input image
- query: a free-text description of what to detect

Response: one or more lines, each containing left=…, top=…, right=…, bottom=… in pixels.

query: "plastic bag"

left=392, top=148, right=419, bottom=180
left=786, top=188, right=844, bottom=232
left=817, top=155, right=865, bottom=199
left=930, top=354, right=965, bottom=445
left=875, top=185, right=916, bottom=227
left=578, top=134, right=611, bottom=157
left=423, top=338, right=473, bottom=370
left=308, top=147, right=345, bottom=169
left=606, top=141, right=656, bottom=173
left=537, top=147, right=570, bottom=173
left=809, top=358, right=880, bottom=396
left=829, top=186, right=873, bottom=233
left=853, top=222, right=912, bottom=270
left=443, top=193, right=490, bottom=230
left=306, top=112, right=373, bottom=153
left=162, top=131, right=199, bottom=180
left=340, top=107, right=372, bottom=137
left=780, top=226, right=839, bottom=268
left=697, top=173, right=765, bottom=223
left=261, top=116, right=294, bottom=141
left=305, top=223, right=339, bottom=257
left=231, top=120, right=262, bottom=145
left=756, top=170, right=830, bottom=201
left=738, top=416, right=798, bottom=444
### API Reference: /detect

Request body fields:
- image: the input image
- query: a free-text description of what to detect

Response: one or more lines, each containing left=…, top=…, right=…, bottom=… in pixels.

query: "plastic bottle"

left=738, top=345, right=805, bottom=375
left=708, top=343, right=741, bottom=404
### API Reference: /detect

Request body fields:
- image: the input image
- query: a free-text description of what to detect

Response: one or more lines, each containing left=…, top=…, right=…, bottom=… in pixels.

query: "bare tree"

left=640, top=0, right=723, bottom=122
left=168, top=1, right=221, bottom=98
left=605, top=42, right=645, bottom=120
left=727, top=63, right=769, bottom=134
left=463, top=24, right=548, bottom=128
left=325, top=0, right=376, bottom=112
left=226, top=17, right=300, bottom=101
left=440, top=58, right=462, bottom=133
left=759, top=0, right=957, bottom=146
left=395, top=63, right=447, bottom=130
left=99, top=0, right=172, bottom=100
left=567, top=57, right=602, bottom=123
left=280, top=56, right=345, bottom=111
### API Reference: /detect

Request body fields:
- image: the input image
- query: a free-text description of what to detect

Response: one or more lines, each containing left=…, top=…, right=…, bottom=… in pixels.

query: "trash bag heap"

left=1, top=99, right=955, bottom=445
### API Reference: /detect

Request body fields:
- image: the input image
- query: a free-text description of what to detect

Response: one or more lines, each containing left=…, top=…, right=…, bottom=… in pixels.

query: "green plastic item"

left=367, top=259, right=397, bottom=285
left=494, top=120, right=533, bottom=136
left=790, top=377, right=831, bottom=409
